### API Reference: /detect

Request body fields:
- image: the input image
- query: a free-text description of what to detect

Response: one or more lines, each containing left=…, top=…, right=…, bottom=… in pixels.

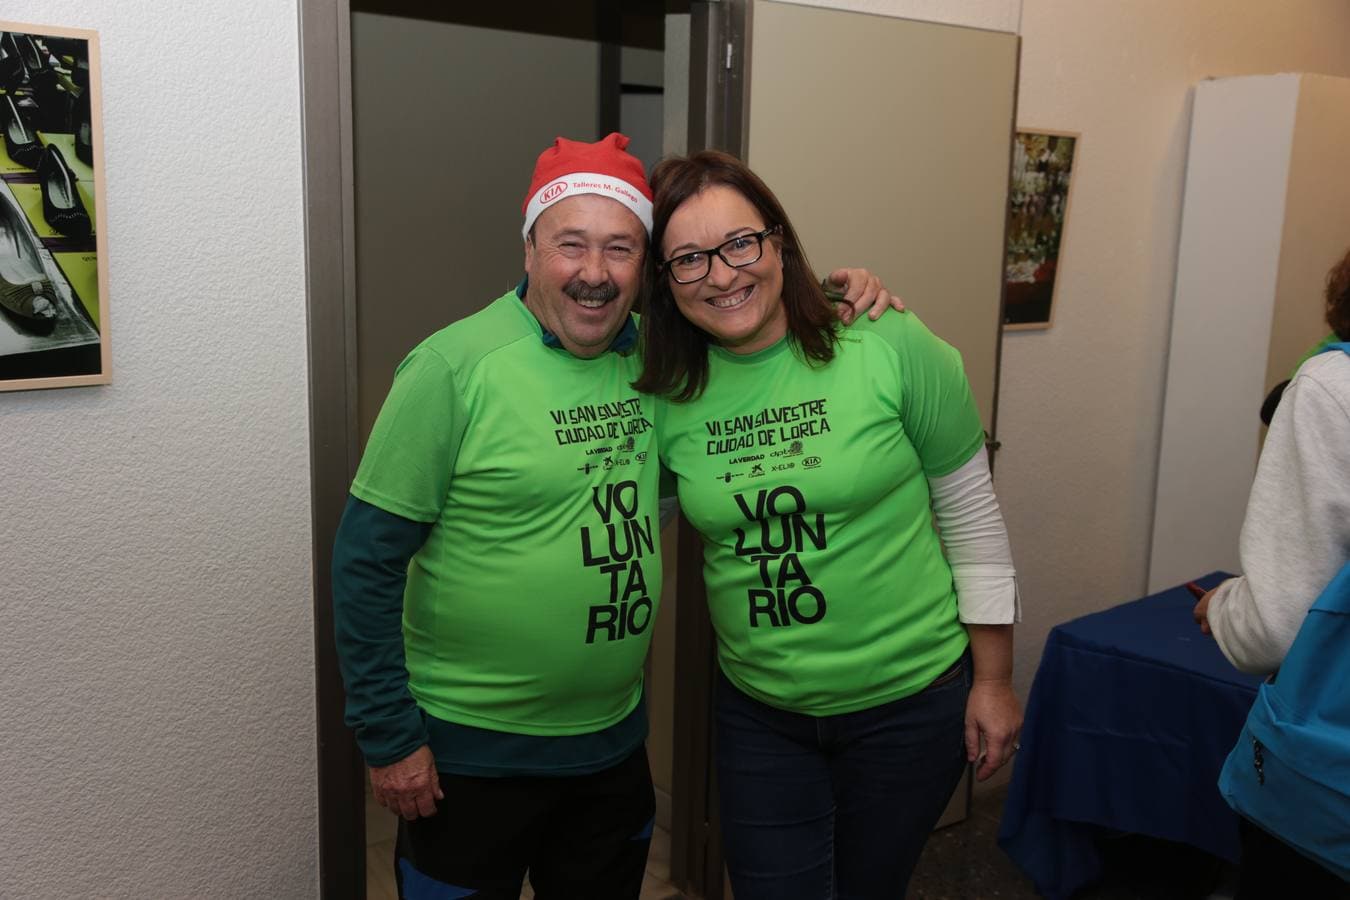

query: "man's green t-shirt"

left=655, top=312, right=984, bottom=715
left=352, top=292, right=662, bottom=735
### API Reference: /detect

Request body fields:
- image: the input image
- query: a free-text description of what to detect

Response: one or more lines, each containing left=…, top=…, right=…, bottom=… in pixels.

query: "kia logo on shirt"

left=541, top=181, right=568, bottom=203
left=803, top=456, right=822, bottom=469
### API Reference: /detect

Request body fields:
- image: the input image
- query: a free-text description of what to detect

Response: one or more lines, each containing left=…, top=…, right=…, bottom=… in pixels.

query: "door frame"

left=298, top=1, right=365, bottom=898
left=669, top=6, right=750, bottom=898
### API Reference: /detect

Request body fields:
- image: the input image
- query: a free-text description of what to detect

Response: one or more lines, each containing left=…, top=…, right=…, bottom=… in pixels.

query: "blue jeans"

left=715, top=652, right=970, bottom=900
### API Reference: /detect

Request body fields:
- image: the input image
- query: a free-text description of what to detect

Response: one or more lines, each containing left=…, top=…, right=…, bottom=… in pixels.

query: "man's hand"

left=826, top=268, right=905, bottom=324
left=964, top=679, right=1023, bottom=782
left=370, top=745, right=443, bottom=821
left=1193, top=588, right=1216, bottom=636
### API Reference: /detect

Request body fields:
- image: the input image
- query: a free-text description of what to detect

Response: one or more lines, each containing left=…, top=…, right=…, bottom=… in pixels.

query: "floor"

left=367, top=785, right=1237, bottom=899
left=906, top=787, right=1236, bottom=900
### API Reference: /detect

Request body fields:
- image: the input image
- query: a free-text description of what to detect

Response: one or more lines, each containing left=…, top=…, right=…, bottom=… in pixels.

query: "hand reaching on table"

left=1192, top=587, right=1216, bottom=636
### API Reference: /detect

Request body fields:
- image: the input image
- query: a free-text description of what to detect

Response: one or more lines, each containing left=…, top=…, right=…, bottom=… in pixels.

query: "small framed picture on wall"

left=0, top=20, right=108, bottom=391
left=1004, top=129, right=1079, bottom=331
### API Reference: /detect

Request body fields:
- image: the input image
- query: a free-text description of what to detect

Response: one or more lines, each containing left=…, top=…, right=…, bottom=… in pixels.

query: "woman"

left=1195, top=247, right=1350, bottom=897
left=635, top=150, right=1022, bottom=898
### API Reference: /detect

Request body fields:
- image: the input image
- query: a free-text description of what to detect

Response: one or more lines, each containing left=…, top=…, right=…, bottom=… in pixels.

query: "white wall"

left=1147, top=76, right=1300, bottom=592
left=0, top=3, right=316, bottom=897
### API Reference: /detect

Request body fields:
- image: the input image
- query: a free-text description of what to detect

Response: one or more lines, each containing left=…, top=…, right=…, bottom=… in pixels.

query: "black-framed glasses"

left=661, top=226, right=780, bottom=284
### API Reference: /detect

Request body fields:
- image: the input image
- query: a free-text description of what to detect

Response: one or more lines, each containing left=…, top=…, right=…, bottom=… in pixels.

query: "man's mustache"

left=565, top=279, right=620, bottom=303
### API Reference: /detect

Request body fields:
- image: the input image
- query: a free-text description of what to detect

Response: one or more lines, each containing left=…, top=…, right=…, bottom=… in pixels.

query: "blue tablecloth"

left=998, top=573, right=1264, bottom=899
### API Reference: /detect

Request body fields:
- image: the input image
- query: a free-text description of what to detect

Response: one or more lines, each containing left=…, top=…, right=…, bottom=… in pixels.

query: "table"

left=998, top=573, right=1264, bottom=898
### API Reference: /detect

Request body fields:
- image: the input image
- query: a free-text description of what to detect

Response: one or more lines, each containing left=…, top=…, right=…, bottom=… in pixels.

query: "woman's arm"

left=928, top=448, right=1022, bottom=780
left=1204, top=358, right=1350, bottom=674
left=965, top=625, right=1019, bottom=781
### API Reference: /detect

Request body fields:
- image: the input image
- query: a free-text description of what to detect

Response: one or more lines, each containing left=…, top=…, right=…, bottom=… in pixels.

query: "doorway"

left=305, top=2, right=691, bottom=898
left=348, top=8, right=684, bottom=889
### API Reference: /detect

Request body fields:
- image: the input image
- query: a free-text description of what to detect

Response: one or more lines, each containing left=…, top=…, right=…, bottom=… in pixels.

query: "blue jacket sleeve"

left=332, top=494, right=434, bottom=766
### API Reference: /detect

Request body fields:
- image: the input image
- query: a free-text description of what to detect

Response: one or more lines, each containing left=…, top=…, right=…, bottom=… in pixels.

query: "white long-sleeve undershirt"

left=928, top=448, right=1021, bottom=624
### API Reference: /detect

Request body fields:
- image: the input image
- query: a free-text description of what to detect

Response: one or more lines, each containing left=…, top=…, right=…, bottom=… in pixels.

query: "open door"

left=670, top=3, right=1019, bottom=896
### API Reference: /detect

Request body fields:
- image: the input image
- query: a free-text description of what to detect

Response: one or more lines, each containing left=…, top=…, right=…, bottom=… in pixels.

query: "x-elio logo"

left=540, top=181, right=568, bottom=204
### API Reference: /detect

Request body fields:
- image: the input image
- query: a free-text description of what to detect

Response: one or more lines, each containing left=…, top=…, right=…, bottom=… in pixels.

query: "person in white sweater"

left=1193, top=246, right=1350, bottom=897
left=1194, top=347, right=1350, bottom=674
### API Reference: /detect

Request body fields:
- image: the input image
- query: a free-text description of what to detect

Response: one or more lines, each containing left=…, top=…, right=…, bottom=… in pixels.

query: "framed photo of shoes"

left=0, top=20, right=108, bottom=392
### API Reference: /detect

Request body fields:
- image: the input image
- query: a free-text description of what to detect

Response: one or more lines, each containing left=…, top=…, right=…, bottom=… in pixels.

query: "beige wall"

left=786, top=0, right=1020, bottom=32
left=1, top=1, right=317, bottom=896
left=1267, top=74, right=1350, bottom=391
left=1000, top=0, right=1350, bottom=710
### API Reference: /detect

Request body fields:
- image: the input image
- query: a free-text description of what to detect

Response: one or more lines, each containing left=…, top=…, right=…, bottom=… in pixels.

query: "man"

left=333, top=133, right=894, bottom=899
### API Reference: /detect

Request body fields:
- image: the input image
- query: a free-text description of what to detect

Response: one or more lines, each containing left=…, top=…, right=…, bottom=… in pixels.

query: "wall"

left=1001, top=0, right=1350, bottom=705
left=0, top=2, right=316, bottom=897
left=785, top=0, right=1019, bottom=33
left=1267, top=74, right=1350, bottom=389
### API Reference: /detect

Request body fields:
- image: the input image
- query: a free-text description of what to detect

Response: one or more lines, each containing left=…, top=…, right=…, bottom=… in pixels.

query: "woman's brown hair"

left=1327, top=246, right=1350, bottom=342
left=632, top=150, right=839, bottom=401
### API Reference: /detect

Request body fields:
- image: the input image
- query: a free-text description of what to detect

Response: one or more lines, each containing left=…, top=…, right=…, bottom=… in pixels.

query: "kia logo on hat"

left=541, top=181, right=568, bottom=204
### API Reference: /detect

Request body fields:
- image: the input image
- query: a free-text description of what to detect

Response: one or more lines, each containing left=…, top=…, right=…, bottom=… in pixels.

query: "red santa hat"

left=521, top=133, right=653, bottom=239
